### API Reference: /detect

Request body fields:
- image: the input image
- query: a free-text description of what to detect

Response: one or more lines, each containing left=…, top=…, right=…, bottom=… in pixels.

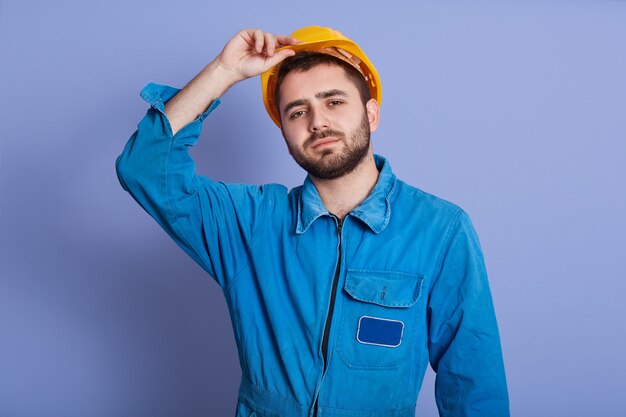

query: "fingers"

left=254, top=29, right=264, bottom=53
left=265, top=48, right=296, bottom=68
left=275, top=34, right=299, bottom=46
left=263, top=32, right=276, bottom=57
left=245, top=29, right=299, bottom=57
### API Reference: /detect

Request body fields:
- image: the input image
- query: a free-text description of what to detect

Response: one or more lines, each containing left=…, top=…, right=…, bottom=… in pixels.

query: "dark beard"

left=290, top=112, right=371, bottom=180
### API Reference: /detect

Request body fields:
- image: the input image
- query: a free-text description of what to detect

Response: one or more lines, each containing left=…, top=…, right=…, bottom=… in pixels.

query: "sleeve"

left=427, top=210, right=510, bottom=417
left=115, top=82, right=268, bottom=290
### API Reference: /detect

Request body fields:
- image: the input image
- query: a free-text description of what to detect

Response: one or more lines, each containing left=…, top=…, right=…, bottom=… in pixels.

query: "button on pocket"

left=336, top=269, right=424, bottom=370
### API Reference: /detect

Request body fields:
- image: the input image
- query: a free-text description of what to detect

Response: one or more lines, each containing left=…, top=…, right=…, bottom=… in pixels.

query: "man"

left=116, top=26, right=509, bottom=417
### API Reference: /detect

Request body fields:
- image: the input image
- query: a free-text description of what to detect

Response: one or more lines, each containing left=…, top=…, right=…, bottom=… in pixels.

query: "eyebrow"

left=282, top=89, right=349, bottom=116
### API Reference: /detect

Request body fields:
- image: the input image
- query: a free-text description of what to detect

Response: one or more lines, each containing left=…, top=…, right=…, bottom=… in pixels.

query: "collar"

left=296, top=154, right=397, bottom=234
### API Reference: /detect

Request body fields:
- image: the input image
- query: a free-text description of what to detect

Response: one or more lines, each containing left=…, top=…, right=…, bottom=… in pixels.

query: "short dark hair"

left=274, top=51, right=372, bottom=116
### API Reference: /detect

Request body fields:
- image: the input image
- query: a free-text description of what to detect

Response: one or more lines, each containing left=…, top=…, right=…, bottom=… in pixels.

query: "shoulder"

left=393, top=179, right=465, bottom=221
left=195, top=180, right=291, bottom=212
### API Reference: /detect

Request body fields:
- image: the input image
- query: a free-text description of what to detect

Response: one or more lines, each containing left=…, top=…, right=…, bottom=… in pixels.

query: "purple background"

left=1, top=1, right=625, bottom=416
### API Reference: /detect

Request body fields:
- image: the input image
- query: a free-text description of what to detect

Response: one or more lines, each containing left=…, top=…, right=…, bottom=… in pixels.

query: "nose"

left=308, top=105, right=330, bottom=132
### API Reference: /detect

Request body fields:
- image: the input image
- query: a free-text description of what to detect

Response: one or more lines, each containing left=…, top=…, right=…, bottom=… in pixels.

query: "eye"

left=328, top=100, right=343, bottom=106
left=289, top=110, right=306, bottom=120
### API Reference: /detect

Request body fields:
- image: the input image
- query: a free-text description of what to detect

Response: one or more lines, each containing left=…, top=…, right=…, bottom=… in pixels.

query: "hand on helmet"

left=216, top=29, right=299, bottom=83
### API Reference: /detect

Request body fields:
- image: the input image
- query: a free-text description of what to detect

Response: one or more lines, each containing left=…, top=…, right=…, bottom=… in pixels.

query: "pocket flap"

left=344, top=270, right=424, bottom=308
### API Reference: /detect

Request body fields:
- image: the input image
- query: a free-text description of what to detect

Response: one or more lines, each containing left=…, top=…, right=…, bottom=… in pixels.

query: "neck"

left=309, top=151, right=380, bottom=220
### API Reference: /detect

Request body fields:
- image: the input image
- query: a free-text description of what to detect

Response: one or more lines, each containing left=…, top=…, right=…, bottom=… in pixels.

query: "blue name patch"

left=356, top=316, right=404, bottom=348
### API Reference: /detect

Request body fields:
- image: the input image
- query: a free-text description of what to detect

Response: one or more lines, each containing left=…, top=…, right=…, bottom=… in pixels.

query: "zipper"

left=311, top=216, right=344, bottom=417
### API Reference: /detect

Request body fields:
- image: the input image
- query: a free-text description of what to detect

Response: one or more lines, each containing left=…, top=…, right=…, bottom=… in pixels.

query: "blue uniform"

left=116, top=82, right=510, bottom=417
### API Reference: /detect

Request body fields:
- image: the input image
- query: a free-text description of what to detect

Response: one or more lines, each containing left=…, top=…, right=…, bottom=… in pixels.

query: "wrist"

left=211, top=57, right=243, bottom=89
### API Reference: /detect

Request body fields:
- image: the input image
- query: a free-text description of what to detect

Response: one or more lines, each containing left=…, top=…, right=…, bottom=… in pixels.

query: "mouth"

left=311, top=137, right=340, bottom=149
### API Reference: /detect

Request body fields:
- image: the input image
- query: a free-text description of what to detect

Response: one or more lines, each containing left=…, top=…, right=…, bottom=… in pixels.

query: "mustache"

left=304, top=129, right=345, bottom=147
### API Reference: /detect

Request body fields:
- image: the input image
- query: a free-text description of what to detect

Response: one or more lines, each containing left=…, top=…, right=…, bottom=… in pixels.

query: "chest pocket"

left=335, top=269, right=425, bottom=370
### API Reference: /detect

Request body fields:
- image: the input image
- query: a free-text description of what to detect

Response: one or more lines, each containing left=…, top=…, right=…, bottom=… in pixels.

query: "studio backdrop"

left=1, top=1, right=625, bottom=416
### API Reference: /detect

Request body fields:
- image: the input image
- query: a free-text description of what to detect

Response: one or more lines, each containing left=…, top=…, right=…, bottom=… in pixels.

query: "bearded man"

left=116, top=26, right=510, bottom=417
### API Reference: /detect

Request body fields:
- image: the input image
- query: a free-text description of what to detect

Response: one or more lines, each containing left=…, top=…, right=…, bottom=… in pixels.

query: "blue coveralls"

left=116, top=82, right=510, bottom=417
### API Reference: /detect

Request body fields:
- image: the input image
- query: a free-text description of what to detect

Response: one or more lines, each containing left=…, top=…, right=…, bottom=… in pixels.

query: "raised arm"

left=115, top=29, right=296, bottom=288
left=165, top=29, right=298, bottom=135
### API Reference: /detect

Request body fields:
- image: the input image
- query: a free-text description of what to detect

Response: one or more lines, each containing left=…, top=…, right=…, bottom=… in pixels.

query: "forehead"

left=278, top=64, right=359, bottom=104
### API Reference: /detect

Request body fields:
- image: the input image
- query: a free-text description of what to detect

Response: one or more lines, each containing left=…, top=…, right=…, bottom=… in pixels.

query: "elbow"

left=115, top=148, right=143, bottom=192
left=115, top=153, right=130, bottom=191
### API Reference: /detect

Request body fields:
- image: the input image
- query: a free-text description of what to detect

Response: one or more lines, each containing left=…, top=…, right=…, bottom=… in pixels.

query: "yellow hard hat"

left=261, top=26, right=382, bottom=128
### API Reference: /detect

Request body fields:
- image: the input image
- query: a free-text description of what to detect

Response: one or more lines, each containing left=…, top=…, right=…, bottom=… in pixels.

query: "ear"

left=365, top=98, right=380, bottom=133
